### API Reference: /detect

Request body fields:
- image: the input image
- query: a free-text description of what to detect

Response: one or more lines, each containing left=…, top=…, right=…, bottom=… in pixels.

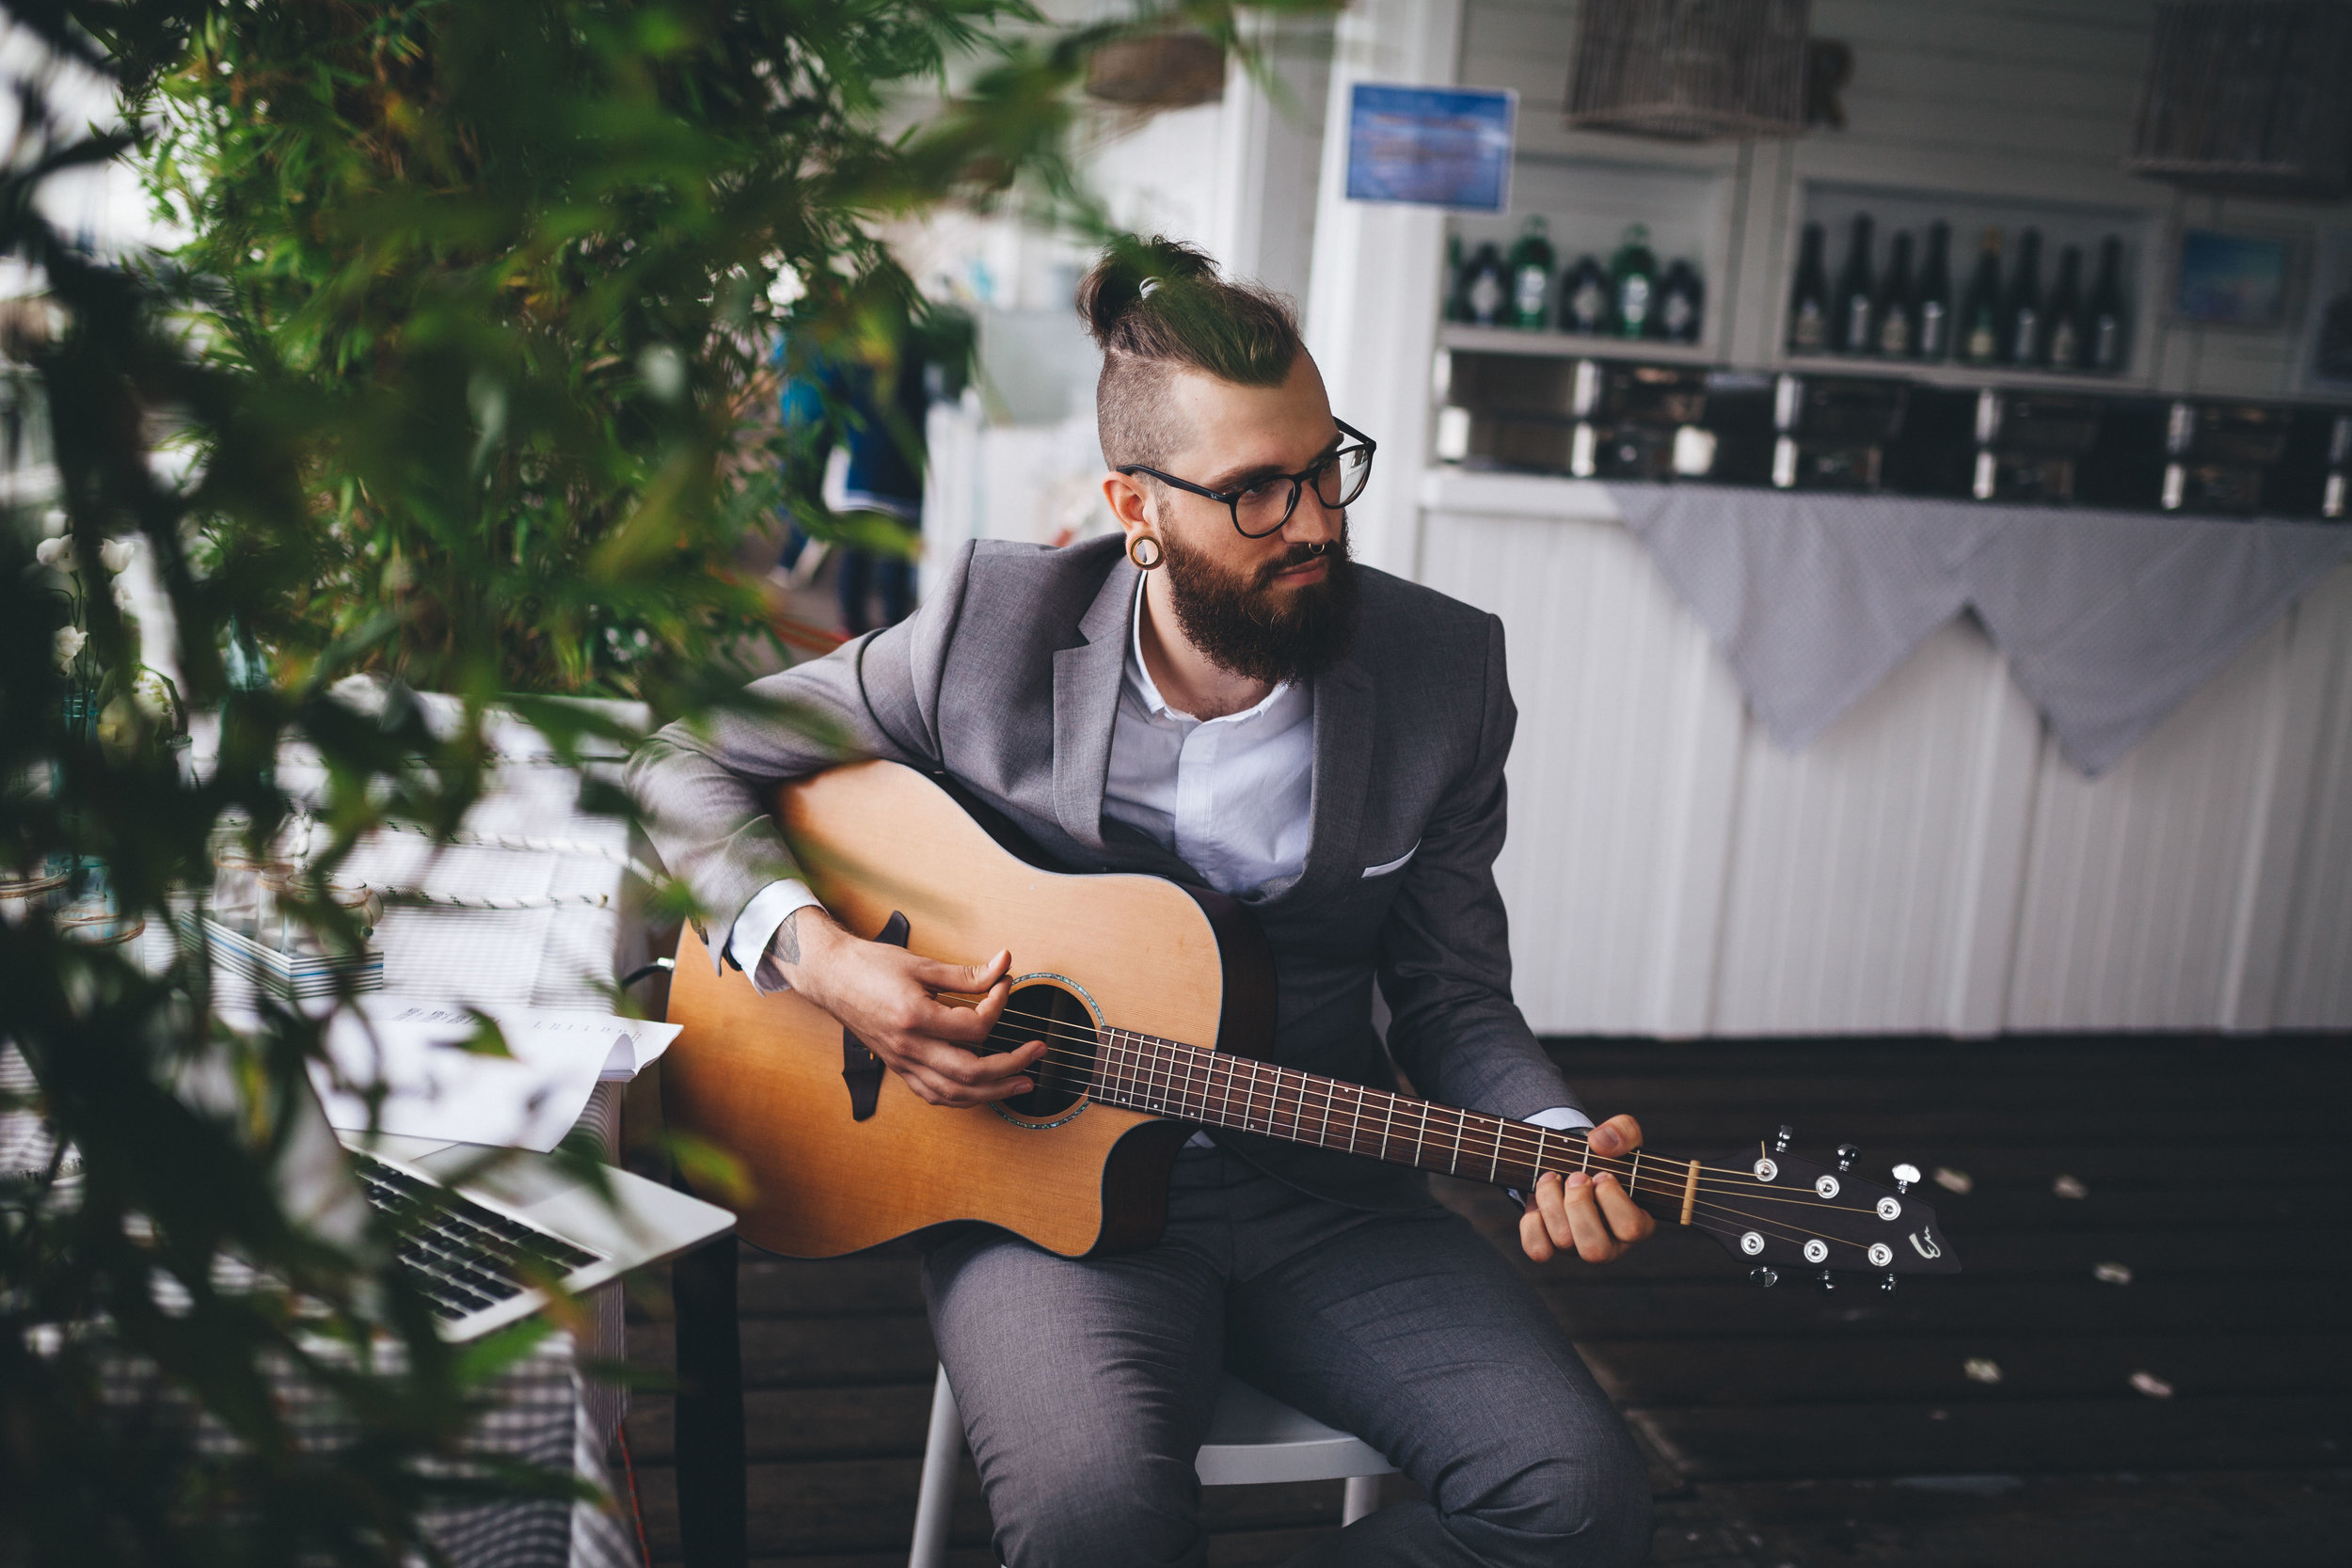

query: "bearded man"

left=628, top=241, right=1655, bottom=1568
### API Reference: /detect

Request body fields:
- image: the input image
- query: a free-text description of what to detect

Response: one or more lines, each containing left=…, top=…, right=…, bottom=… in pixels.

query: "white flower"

left=99, top=538, right=137, bottom=574
left=112, top=576, right=140, bottom=612
left=54, top=625, right=87, bottom=669
left=34, top=536, right=70, bottom=568
left=39, top=509, right=66, bottom=538
left=132, top=668, right=177, bottom=722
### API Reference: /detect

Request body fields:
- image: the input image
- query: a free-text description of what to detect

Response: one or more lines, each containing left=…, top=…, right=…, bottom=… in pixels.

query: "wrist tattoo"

left=774, top=908, right=803, bottom=967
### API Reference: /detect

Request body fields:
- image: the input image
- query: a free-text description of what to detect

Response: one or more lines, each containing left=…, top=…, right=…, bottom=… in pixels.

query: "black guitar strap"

left=841, top=911, right=908, bottom=1120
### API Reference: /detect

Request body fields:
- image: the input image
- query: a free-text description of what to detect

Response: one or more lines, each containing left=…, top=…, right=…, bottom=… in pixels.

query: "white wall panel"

left=2273, top=567, right=2352, bottom=1026
left=1422, top=481, right=2352, bottom=1037
left=1420, top=506, right=1744, bottom=1036
left=1711, top=619, right=2040, bottom=1036
left=2004, top=621, right=2295, bottom=1029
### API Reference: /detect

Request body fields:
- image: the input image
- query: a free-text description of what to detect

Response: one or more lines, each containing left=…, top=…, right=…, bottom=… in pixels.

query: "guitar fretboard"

left=1086, top=1025, right=1673, bottom=1205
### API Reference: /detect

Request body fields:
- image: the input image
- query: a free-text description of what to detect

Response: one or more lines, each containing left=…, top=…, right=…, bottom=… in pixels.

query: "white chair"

left=907, top=1362, right=1396, bottom=1568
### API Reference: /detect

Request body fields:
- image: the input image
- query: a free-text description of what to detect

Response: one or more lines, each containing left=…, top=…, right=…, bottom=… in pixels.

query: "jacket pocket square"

left=1361, top=844, right=1419, bottom=879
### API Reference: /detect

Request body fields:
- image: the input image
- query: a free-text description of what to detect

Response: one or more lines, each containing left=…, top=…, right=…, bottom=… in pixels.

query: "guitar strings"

left=933, top=999, right=1905, bottom=1227
left=975, top=1011, right=1880, bottom=1211
left=962, top=1002, right=1814, bottom=1194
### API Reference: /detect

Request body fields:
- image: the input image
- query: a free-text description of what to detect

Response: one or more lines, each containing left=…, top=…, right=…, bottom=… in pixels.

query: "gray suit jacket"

left=627, top=534, right=1581, bottom=1211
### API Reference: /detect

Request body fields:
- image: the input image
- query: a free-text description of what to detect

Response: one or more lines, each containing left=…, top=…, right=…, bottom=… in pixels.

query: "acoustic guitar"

left=662, top=761, right=1959, bottom=1289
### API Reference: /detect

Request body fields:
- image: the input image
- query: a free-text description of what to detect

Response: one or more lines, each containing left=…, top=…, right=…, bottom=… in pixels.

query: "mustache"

left=1253, top=536, right=1342, bottom=588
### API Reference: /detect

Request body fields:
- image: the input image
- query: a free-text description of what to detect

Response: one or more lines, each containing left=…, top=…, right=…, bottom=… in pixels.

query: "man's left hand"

left=1518, top=1114, right=1656, bottom=1265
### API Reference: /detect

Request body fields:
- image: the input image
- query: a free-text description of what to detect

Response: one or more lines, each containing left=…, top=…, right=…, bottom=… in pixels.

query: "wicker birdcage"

left=1085, top=31, right=1227, bottom=112
left=1566, top=0, right=1811, bottom=142
left=2125, top=1, right=2352, bottom=198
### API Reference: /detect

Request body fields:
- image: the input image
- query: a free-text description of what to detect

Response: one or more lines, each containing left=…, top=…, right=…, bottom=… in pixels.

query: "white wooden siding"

left=1421, top=484, right=2352, bottom=1036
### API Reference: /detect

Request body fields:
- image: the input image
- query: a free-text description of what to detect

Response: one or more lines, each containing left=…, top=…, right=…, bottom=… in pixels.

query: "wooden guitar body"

left=661, top=760, right=1275, bottom=1259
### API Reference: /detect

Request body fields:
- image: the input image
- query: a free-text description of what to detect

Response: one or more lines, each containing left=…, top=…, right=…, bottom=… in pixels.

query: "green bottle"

left=1445, top=234, right=1467, bottom=322
left=1507, top=216, right=1556, bottom=330
left=1610, top=223, right=1659, bottom=339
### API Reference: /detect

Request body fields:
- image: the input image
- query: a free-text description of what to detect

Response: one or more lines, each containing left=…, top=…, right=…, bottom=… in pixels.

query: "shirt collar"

left=1127, top=571, right=1295, bottom=725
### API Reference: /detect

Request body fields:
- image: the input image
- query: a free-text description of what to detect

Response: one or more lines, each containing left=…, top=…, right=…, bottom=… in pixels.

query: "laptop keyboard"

left=352, top=1151, right=607, bottom=1322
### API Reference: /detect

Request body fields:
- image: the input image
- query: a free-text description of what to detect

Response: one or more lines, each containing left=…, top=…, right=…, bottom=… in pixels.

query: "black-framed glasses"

left=1117, top=420, right=1376, bottom=539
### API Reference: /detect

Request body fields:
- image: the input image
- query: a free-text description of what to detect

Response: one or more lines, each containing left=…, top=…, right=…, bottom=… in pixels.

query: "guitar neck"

left=1089, top=1026, right=1690, bottom=1213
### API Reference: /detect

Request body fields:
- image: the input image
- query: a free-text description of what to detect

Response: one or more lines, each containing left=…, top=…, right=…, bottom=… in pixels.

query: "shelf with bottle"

left=1786, top=184, right=2156, bottom=388
left=1779, top=353, right=2153, bottom=394
left=1446, top=215, right=1711, bottom=355
left=1438, top=325, right=1717, bottom=364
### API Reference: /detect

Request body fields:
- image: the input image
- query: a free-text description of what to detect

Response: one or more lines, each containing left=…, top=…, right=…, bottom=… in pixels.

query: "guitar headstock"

left=1678, top=1128, right=1960, bottom=1290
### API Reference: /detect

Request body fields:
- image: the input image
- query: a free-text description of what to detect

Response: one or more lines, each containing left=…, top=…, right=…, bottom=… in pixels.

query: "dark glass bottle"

left=1444, top=233, right=1467, bottom=322
left=1959, top=228, right=2004, bottom=366
left=1875, top=231, right=1916, bottom=356
left=2046, top=245, right=2086, bottom=371
left=1658, top=259, right=1705, bottom=343
left=1463, top=242, right=1507, bottom=327
left=1561, top=254, right=1610, bottom=334
left=1507, top=216, right=1555, bottom=331
left=2004, top=227, right=2044, bottom=365
left=1788, top=222, right=1831, bottom=355
left=1610, top=223, right=1660, bottom=339
left=1915, top=221, right=1952, bottom=360
left=2086, top=236, right=2129, bottom=373
left=1833, top=214, right=1876, bottom=354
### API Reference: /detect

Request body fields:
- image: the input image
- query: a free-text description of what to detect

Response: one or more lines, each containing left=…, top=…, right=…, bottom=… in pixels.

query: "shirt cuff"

left=726, top=879, right=827, bottom=994
left=1511, top=1105, right=1595, bottom=1203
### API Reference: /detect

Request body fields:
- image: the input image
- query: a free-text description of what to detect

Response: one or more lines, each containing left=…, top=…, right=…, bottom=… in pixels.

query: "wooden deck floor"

left=620, top=1034, right=2351, bottom=1565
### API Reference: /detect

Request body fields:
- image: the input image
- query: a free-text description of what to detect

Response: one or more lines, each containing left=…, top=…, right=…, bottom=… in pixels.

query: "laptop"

left=336, top=1131, right=736, bottom=1341
left=169, top=1025, right=736, bottom=1342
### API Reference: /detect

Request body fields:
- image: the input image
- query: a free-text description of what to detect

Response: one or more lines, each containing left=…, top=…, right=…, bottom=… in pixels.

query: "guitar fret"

left=1317, top=1074, right=1333, bottom=1148
left=1411, top=1100, right=1430, bottom=1166
left=1532, top=1128, right=1548, bottom=1182
left=1487, top=1112, right=1502, bottom=1182
left=1450, top=1107, right=1467, bottom=1176
left=1376, top=1092, right=1394, bottom=1161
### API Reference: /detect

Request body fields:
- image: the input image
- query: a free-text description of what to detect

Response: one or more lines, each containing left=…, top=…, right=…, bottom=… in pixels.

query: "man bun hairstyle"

left=1078, top=236, right=1304, bottom=471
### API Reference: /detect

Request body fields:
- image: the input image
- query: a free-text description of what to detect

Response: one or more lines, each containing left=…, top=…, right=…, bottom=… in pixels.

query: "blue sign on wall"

left=1344, top=84, right=1517, bottom=212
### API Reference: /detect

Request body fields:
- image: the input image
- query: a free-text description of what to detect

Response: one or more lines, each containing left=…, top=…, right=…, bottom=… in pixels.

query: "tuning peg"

left=1880, top=1274, right=1899, bottom=1294
left=1836, top=1143, right=1859, bottom=1173
left=1816, top=1269, right=1836, bottom=1293
left=1774, top=1124, right=1793, bottom=1154
left=1749, top=1266, right=1779, bottom=1289
left=1891, top=1162, right=1920, bottom=1196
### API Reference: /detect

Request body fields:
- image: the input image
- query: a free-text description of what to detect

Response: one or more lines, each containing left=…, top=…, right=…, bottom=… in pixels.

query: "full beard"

left=1155, top=524, right=1359, bottom=688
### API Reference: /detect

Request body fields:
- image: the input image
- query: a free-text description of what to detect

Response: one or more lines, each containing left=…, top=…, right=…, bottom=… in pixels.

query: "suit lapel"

left=1050, top=555, right=1139, bottom=851
left=1279, top=653, right=1375, bottom=907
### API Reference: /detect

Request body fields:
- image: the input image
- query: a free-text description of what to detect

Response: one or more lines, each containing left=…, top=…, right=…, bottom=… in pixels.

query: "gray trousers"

left=920, top=1146, right=1652, bottom=1568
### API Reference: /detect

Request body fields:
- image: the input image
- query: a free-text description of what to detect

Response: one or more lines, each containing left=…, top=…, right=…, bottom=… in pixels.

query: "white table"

left=7, top=692, right=663, bottom=1566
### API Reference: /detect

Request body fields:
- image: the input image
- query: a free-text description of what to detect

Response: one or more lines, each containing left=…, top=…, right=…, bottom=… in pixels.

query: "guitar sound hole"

left=991, top=982, right=1097, bottom=1120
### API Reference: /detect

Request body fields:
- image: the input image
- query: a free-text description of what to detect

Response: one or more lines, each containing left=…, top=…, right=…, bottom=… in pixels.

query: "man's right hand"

left=769, top=908, right=1045, bottom=1107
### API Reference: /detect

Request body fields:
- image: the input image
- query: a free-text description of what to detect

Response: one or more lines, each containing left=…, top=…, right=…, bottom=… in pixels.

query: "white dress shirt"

left=723, top=578, right=1588, bottom=1146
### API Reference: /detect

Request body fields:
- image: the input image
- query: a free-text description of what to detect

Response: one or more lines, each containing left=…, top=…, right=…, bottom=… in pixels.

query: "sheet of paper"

left=308, top=997, right=683, bottom=1152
